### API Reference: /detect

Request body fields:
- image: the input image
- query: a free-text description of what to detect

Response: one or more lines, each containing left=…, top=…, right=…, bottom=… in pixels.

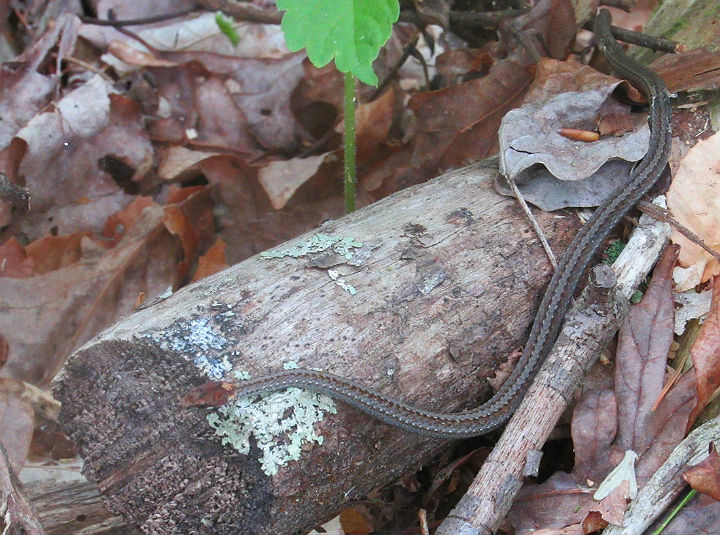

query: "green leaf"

left=276, top=0, right=399, bottom=85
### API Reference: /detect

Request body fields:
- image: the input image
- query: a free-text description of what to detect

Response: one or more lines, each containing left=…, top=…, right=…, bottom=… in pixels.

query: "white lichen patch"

left=328, top=269, right=357, bottom=295
left=206, top=387, right=337, bottom=476
left=233, top=370, right=252, bottom=380
left=158, top=317, right=232, bottom=379
left=260, top=233, right=363, bottom=261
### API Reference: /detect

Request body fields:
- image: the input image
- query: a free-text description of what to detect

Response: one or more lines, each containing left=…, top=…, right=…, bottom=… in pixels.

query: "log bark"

left=53, top=158, right=580, bottom=535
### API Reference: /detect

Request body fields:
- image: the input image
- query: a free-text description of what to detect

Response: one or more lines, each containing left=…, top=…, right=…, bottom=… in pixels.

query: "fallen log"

left=54, top=157, right=580, bottom=535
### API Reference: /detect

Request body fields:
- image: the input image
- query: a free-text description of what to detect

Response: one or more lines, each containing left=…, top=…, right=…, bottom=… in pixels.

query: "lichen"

left=207, top=366, right=337, bottom=476
left=158, top=317, right=232, bottom=379
left=260, top=233, right=363, bottom=260
left=328, top=269, right=357, bottom=295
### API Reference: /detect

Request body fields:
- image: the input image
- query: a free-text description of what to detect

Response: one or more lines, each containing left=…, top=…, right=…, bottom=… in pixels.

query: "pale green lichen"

left=328, top=269, right=357, bottom=295
left=260, top=233, right=363, bottom=260
left=233, top=370, right=251, bottom=380
left=206, top=371, right=337, bottom=476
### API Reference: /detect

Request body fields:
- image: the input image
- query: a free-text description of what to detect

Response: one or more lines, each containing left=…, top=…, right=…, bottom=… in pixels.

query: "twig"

left=584, top=20, right=683, bottom=54
left=371, top=34, right=420, bottom=101
left=637, top=199, right=720, bottom=264
left=195, top=0, right=282, bottom=24
left=297, top=129, right=338, bottom=158
left=197, top=2, right=529, bottom=31
left=503, top=175, right=557, bottom=268
left=62, top=56, right=114, bottom=82
left=78, top=8, right=196, bottom=27
left=602, top=416, right=720, bottom=535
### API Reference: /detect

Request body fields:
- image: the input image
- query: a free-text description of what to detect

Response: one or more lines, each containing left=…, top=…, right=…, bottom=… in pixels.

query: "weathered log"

left=54, top=158, right=580, bottom=535
left=19, top=460, right=139, bottom=535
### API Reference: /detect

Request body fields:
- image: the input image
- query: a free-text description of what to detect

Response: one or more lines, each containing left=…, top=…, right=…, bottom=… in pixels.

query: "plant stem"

left=650, top=488, right=697, bottom=535
left=343, top=71, right=356, bottom=213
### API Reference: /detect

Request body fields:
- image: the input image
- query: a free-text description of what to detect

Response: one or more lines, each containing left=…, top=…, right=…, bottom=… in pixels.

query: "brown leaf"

left=595, top=480, right=631, bottom=526
left=25, top=233, right=93, bottom=275
left=0, top=202, right=200, bottom=386
left=7, top=78, right=153, bottom=240
left=571, top=389, right=618, bottom=483
left=509, top=472, right=595, bottom=533
left=0, top=377, right=34, bottom=474
left=191, top=237, right=228, bottom=282
left=101, top=196, right=158, bottom=244
left=163, top=204, right=198, bottom=282
left=166, top=184, right=205, bottom=205
left=354, top=88, right=396, bottom=163
left=687, top=276, right=720, bottom=428
left=409, top=57, right=532, bottom=175
left=200, top=155, right=346, bottom=264
left=0, top=334, right=7, bottom=368
left=339, top=506, right=373, bottom=535
left=615, top=245, right=680, bottom=458
left=0, top=20, right=64, bottom=149
left=683, top=443, right=720, bottom=500
left=497, top=58, right=649, bottom=211
left=581, top=510, right=608, bottom=533
left=597, top=113, right=645, bottom=137
left=257, top=153, right=330, bottom=210
left=180, top=381, right=238, bottom=407
left=636, top=370, right=697, bottom=484
left=150, top=52, right=307, bottom=154
left=0, top=237, right=34, bottom=278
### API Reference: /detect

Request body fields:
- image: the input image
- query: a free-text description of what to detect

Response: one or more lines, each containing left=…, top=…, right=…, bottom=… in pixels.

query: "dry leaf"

left=0, top=189, right=214, bottom=386
left=107, top=40, right=178, bottom=68
left=667, top=130, right=720, bottom=289
left=258, top=153, right=329, bottom=210
left=687, top=277, right=720, bottom=428
left=0, top=238, right=34, bottom=278
left=614, top=246, right=679, bottom=459
left=682, top=443, right=720, bottom=500
left=7, top=77, right=153, bottom=240
left=509, top=472, right=596, bottom=533
left=339, top=506, right=373, bottom=535
left=571, top=389, right=618, bottom=483
left=497, top=59, right=649, bottom=211
left=192, top=237, right=229, bottom=282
